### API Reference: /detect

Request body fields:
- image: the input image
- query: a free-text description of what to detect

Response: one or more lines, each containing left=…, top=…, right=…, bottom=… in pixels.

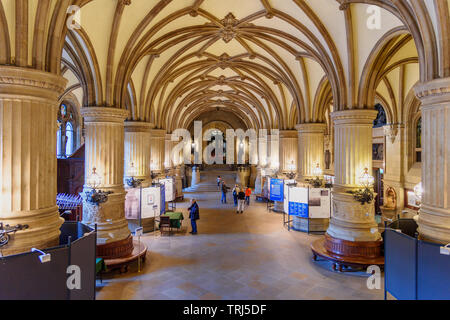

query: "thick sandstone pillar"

left=254, top=167, right=263, bottom=194
left=191, top=166, right=201, bottom=186
left=81, top=107, right=131, bottom=247
left=382, top=124, right=406, bottom=211
left=415, top=78, right=450, bottom=244
left=124, top=121, right=153, bottom=186
left=150, top=129, right=166, bottom=177
left=0, top=66, right=66, bottom=255
left=326, top=110, right=381, bottom=245
left=279, top=130, right=298, bottom=175
left=296, top=123, right=327, bottom=181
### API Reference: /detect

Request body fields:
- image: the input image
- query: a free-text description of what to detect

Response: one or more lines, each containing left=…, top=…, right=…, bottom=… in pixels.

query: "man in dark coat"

left=188, top=198, right=199, bottom=235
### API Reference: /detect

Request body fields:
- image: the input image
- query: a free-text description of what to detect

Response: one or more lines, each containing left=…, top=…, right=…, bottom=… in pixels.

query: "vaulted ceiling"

left=1, top=0, right=443, bottom=132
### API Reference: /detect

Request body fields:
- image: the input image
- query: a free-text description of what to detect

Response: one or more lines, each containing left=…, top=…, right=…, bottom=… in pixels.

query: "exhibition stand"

left=125, top=183, right=166, bottom=233
left=0, top=222, right=96, bottom=300
left=384, top=219, right=450, bottom=300
left=283, top=186, right=331, bottom=234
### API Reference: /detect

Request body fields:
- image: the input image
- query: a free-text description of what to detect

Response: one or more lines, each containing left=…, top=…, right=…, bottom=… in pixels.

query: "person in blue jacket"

left=188, top=198, right=200, bottom=235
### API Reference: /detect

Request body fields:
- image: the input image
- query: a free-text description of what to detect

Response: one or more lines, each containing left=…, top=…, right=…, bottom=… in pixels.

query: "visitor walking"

left=245, top=186, right=252, bottom=205
left=237, top=188, right=246, bottom=214
left=232, top=184, right=240, bottom=206
left=188, top=198, right=199, bottom=235
left=221, top=181, right=229, bottom=204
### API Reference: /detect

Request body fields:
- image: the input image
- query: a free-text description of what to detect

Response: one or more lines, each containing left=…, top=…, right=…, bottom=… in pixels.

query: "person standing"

left=188, top=198, right=199, bottom=235
left=221, top=181, right=229, bottom=204
left=245, top=186, right=252, bottom=206
left=232, top=184, right=239, bottom=206
left=237, top=188, right=246, bottom=214
left=217, top=176, right=222, bottom=190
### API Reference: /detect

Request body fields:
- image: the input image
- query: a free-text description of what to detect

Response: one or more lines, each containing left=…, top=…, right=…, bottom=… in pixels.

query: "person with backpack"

left=237, top=188, right=246, bottom=214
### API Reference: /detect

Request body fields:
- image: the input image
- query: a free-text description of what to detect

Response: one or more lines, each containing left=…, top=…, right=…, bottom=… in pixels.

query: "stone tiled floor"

left=96, top=174, right=384, bottom=300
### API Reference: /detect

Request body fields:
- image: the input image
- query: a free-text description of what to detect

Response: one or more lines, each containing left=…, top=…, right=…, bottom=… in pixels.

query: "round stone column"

left=191, top=166, right=201, bottom=186
left=124, top=121, right=153, bottom=186
left=415, top=78, right=450, bottom=244
left=325, top=109, right=381, bottom=258
left=296, top=123, right=327, bottom=181
left=150, top=129, right=166, bottom=178
left=81, top=107, right=132, bottom=258
left=0, top=66, right=67, bottom=255
left=279, top=130, right=298, bottom=175
left=254, top=167, right=263, bottom=194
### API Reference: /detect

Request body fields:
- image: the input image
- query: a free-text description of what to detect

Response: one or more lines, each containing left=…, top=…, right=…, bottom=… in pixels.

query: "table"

left=161, top=212, right=184, bottom=229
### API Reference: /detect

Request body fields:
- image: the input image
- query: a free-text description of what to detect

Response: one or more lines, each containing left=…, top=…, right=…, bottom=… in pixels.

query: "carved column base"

left=324, top=233, right=382, bottom=259
left=96, top=234, right=134, bottom=260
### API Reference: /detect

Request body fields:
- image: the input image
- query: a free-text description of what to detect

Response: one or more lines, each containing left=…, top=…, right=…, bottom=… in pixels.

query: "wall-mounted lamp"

left=313, top=163, right=323, bottom=177
left=84, top=167, right=113, bottom=206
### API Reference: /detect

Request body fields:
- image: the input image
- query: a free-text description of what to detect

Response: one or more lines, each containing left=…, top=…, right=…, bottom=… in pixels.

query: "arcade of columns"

left=0, top=1, right=449, bottom=262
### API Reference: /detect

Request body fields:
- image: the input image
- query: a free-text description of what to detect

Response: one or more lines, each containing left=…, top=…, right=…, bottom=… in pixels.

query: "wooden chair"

left=160, top=216, right=172, bottom=236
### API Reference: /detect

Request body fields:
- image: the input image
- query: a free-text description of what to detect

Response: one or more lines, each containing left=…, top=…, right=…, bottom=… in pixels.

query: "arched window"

left=415, top=117, right=422, bottom=162
left=373, top=104, right=387, bottom=128
left=57, top=103, right=78, bottom=159
left=65, top=122, right=74, bottom=156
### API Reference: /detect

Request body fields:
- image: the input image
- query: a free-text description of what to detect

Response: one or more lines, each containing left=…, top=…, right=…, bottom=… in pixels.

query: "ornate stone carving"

left=383, top=124, right=403, bottom=144
left=220, top=13, right=239, bottom=43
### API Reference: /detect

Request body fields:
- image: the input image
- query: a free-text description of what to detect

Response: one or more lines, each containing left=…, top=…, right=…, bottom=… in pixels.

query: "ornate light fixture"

left=306, top=163, right=323, bottom=188
left=313, top=163, right=323, bottom=177
left=286, top=160, right=297, bottom=180
left=84, top=167, right=112, bottom=206
left=359, top=167, right=375, bottom=188
left=126, top=162, right=144, bottom=188
left=348, top=168, right=374, bottom=205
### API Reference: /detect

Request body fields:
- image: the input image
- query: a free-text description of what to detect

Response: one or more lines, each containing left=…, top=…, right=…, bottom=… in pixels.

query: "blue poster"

left=160, top=184, right=166, bottom=215
left=270, top=179, right=284, bottom=202
left=289, top=202, right=309, bottom=218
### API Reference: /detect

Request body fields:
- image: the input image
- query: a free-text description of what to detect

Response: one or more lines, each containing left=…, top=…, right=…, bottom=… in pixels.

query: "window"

left=65, top=122, right=74, bottom=156
left=57, top=103, right=77, bottom=159
left=373, top=104, right=387, bottom=128
left=416, top=117, right=422, bottom=162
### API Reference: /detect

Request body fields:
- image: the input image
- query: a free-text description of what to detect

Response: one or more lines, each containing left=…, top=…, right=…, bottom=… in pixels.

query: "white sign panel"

left=142, top=187, right=161, bottom=218
left=309, top=188, right=331, bottom=219
left=283, top=180, right=296, bottom=213
left=160, top=178, right=176, bottom=202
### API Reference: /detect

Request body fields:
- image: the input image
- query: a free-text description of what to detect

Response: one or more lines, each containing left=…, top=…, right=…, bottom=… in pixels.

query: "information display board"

left=125, top=188, right=140, bottom=220
left=159, top=178, right=176, bottom=202
left=284, top=180, right=297, bottom=213
left=288, top=187, right=309, bottom=218
left=269, top=178, right=284, bottom=202
left=308, top=188, right=331, bottom=218
left=142, top=186, right=165, bottom=218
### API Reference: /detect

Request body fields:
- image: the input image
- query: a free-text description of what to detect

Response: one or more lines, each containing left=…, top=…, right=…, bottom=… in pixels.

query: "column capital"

left=295, top=123, right=327, bottom=133
left=150, top=128, right=167, bottom=138
left=279, top=129, right=298, bottom=138
left=415, top=77, right=450, bottom=106
left=81, top=107, right=129, bottom=123
left=0, top=66, right=67, bottom=100
left=331, top=109, right=378, bottom=125
left=124, top=121, right=154, bottom=132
